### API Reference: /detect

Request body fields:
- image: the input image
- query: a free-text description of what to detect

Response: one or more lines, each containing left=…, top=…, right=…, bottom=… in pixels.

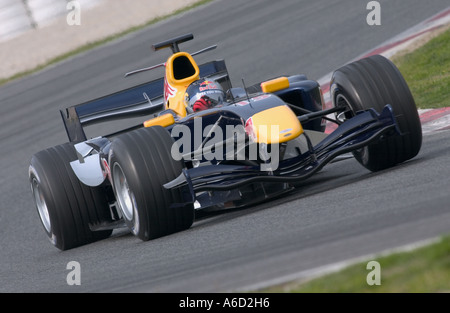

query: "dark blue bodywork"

left=59, top=57, right=400, bottom=212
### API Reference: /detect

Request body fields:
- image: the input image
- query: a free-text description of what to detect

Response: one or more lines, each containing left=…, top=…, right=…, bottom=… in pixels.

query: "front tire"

left=330, top=55, right=422, bottom=171
left=109, top=126, right=194, bottom=241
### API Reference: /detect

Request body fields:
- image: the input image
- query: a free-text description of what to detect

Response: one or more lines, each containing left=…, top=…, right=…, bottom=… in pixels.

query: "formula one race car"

left=29, top=34, right=422, bottom=250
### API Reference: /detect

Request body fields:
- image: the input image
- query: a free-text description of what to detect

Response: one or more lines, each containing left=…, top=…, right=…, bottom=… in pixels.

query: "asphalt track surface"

left=1, top=0, right=449, bottom=292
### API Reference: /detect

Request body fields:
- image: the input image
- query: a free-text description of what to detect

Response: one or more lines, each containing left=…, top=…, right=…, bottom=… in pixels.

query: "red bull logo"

left=199, top=80, right=219, bottom=92
left=164, top=76, right=177, bottom=103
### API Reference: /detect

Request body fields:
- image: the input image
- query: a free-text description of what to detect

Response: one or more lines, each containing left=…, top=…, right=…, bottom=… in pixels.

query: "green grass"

left=0, top=0, right=213, bottom=87
left=393, top=27, right=450, bottom=109
left=262, top=236, right=450, bottom=293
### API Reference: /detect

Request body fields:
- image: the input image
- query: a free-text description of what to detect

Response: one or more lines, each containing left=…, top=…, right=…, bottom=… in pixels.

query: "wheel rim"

left=32, top=178, right=51, bottom=233
left=112, top=163, right=135, bottom=222
left=335, top=93, right=354, bottom=122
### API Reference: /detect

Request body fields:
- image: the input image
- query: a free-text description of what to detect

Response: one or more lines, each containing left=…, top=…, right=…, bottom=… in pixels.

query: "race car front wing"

left=165, top=105, right=400, bottom=201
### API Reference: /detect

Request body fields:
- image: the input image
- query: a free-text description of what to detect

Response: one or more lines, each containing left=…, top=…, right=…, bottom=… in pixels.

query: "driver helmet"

left=185, top=78, right=225, bottom=112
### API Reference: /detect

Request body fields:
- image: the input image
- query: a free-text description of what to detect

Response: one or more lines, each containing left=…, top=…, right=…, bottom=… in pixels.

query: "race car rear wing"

left=61, top=60, right=231, bottom=142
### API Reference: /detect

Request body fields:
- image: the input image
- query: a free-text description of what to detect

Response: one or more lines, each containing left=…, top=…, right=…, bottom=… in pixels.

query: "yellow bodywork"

left=144, top=52, right=199, bottom=127
left=246, top=105, right=303, bottom=144
left=164, top=52, right=200, bottom=117
left=261, top=77, right=290, bottom=93
left=143, top=113, right=175, bottom=128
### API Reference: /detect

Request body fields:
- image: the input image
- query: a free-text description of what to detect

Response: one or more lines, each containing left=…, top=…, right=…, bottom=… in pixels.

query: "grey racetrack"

left=1, top=0, right=449, bottom=292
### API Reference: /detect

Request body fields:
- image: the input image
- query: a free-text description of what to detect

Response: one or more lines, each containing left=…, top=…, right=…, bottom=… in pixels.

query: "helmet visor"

left=188, top=89, right=224, bottom=107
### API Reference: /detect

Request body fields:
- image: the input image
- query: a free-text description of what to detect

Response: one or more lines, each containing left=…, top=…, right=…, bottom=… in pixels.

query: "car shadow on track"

left=102, top=155, right=426, bottom=246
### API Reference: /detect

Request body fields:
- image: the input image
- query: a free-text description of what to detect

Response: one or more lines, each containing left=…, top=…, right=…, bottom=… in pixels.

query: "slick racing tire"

left=29, top=143, right=112, bottom=250
left=109, top=126, right=194, bottom=241
left=330, top=54, right=422, bottom=172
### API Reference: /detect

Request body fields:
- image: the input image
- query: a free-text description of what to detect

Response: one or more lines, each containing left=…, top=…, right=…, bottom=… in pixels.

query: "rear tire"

left=29, top=143, right=112, bottom=250
left=109, top=126, right=194, bottom=241
left=330, top=55, right=422, bottom=171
